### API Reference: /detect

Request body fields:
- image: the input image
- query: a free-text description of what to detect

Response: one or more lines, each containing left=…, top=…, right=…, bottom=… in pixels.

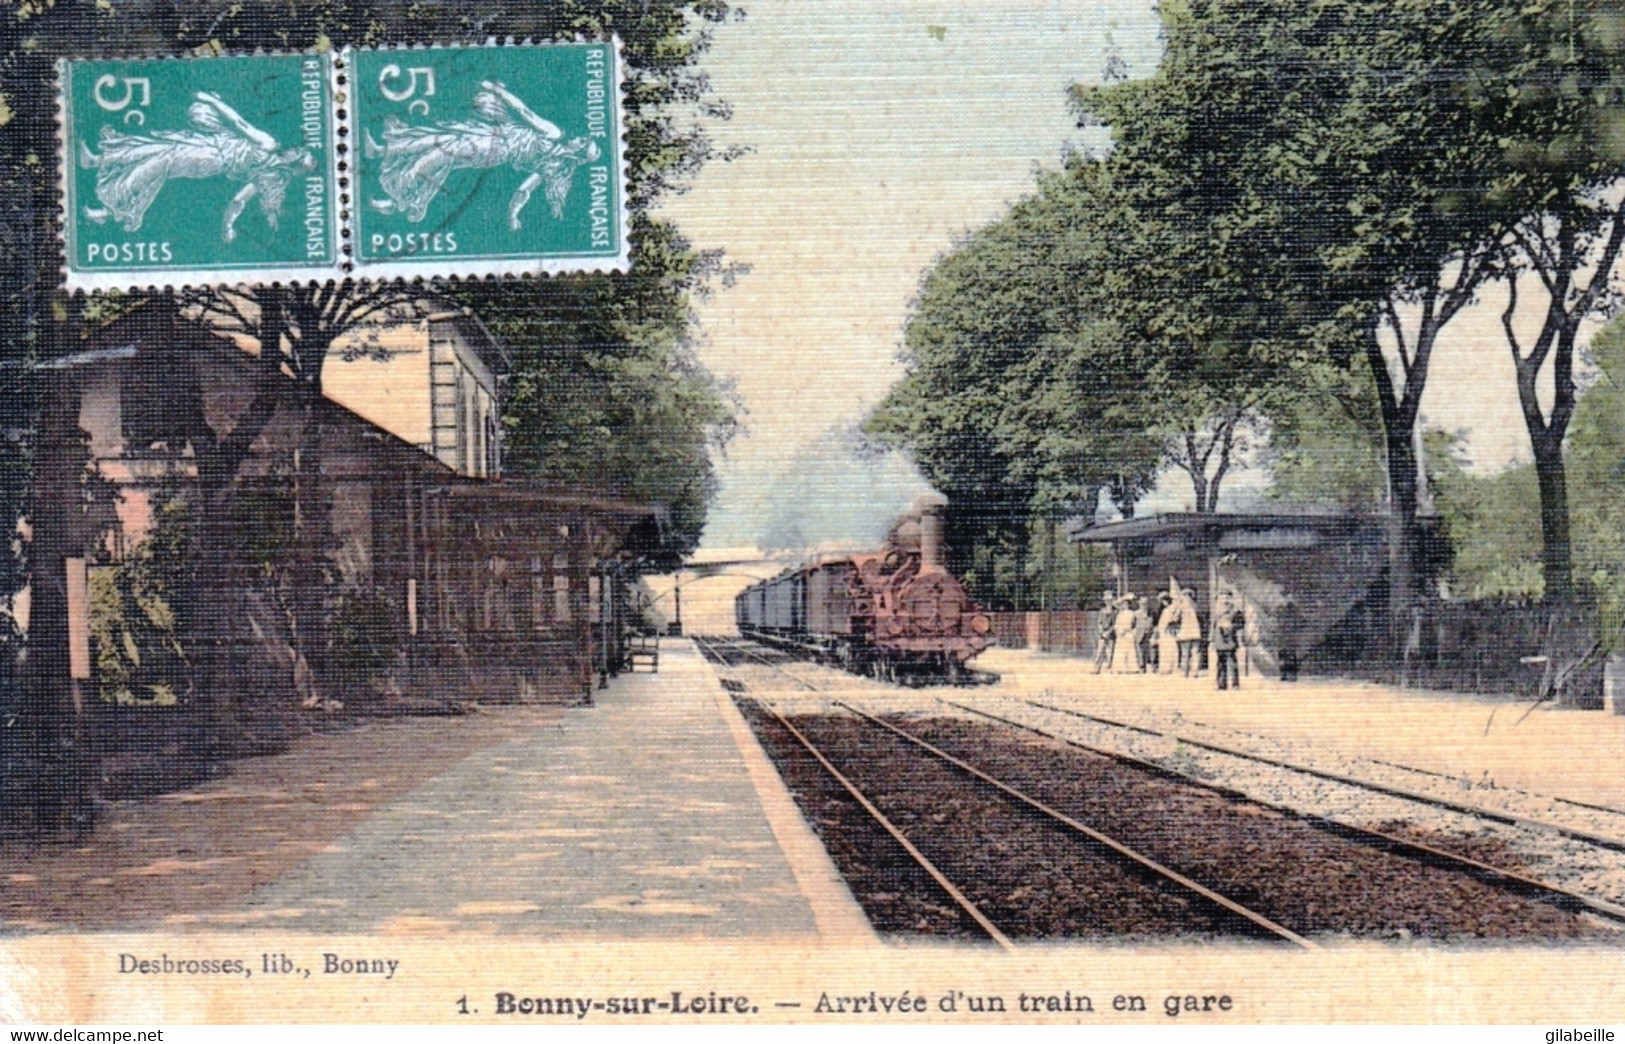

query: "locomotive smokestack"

left=915, top=494, right=948, bottom=574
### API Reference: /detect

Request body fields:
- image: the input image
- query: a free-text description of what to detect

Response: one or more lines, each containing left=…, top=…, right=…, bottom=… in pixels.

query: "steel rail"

left=1024, top=698, right=1625, bottom=855
left=948, top=698, right=1625, bottom=928
left=751, top=697, right=1014, bottom=950
left=831, top=700, right=1317, bottom=949
left=1368, top=757, right=1625, bottom=821
left=692, top=634, right=733, bottom=669
left=699, top=636, right=822, bottom=692
left=696, top=635, right=798, bottom=684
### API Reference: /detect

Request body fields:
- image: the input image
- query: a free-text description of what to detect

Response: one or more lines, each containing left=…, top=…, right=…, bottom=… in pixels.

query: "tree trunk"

left=21, top=367, right=93, bottom=835
left=1531, top=427, right=1573, bottom=602
left=1205, top=411, right=1241, bottom=513
left=273, top=290, right=347, bottom=701
left=1498, top=207, right=1616, bottom=606
left=1383, top=414, right=1420, bottom=629
left=1178, top=430, right=1210, bottom=513
left=187, top=456, right=249, bottom=759
left=1363, top=322, right=1425, bottom=642
left=185, top=302, right=287, bottom=758
left=289, top=384, right=330, bottom=699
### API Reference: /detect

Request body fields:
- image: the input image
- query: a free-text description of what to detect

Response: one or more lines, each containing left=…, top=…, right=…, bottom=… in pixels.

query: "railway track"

left=702, top=636, right=1305, bottom=944
left=697, top=632, right=999, bottom=688
left=1369, top=757, right=1625, bottom=819
left=697, top=636, right=1619, bottom=943
left=1012, top=697, right=1625, bottom=856
left=743, top=694, right=1314, bottom=947
left=694, top=634, right=821, bottom=691
left=938, top=697, right=1625, bottom=929
left=704, top=633, right=1625, bottom=843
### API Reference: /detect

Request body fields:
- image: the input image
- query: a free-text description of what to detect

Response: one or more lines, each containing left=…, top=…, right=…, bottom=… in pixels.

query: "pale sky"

left=663, top=0, right=1563, bottom=549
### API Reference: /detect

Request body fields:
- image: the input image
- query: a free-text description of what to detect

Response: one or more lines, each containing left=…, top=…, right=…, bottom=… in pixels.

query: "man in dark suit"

left=1211, top=593, right=1245, bottom=691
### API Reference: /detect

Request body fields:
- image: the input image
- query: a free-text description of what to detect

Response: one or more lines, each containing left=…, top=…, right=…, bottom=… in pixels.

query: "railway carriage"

left=736, top=498, right=990, bottom=681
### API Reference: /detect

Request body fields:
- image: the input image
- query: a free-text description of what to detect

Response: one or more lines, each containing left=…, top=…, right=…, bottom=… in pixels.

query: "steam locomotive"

left=735, top=497, right=991, bottom=682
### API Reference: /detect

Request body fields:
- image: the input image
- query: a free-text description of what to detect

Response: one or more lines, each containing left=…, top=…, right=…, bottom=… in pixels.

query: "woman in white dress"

left=1111, top=596, right=1141, bottom=673
left=1155, top=592, right=1180, bottom=674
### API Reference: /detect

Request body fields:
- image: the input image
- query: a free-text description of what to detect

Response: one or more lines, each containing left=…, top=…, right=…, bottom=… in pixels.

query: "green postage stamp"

left=61, top=52, right=341, bottom=290
left=59, top=42, right=628, bottom=288
left=348, top=42, right=629, bottom=279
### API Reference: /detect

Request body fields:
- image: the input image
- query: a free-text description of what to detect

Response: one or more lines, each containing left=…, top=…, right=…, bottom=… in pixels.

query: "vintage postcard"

left=3, top=0, right=1625, bottom=1031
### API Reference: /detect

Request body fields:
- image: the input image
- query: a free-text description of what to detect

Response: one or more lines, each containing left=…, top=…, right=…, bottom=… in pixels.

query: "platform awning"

left=1066, top=512, right=1372, bottom=547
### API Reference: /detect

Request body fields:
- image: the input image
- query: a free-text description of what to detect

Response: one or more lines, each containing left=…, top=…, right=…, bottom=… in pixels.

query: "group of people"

left=1092, top=581, right=1248, bottom=690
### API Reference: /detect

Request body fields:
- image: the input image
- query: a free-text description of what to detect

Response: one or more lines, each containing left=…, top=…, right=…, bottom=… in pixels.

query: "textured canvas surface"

left=3, top=0, right=1625, bottom=1030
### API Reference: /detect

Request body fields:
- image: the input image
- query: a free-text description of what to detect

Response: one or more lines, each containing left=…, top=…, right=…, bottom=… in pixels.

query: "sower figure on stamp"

left=1091, top=592, right=1117, bottom=674
left=365, top=80, right=600, bottom=230
left=79, top=91, right=314, bottom=241
left=1211, top=592, right=1245, bottom=691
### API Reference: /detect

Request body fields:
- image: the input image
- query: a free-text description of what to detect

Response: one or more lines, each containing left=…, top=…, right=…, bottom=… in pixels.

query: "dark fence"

left=987, top=610, right=1100, bottom=658
left=987, top=612, right=1026, bottom=649
left=990, top=601, right=1607, bottom=707
left=1310, top=598, right=1605, bottom=708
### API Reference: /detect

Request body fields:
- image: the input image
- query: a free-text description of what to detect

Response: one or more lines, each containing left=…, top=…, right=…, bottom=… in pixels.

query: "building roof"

left=1066, top=511, right=1372, bottom=544
left=424, top=478, right=667, bottom=521
left=425, top=310, right=510, bottom=376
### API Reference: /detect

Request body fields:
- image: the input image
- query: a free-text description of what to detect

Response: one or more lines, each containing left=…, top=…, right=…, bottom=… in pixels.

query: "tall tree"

left=1473, top=0, right=1625, bottom=600
left=866, top=166, right=1162, bottom=601
left=1075, top=0, right=1527, bottom=620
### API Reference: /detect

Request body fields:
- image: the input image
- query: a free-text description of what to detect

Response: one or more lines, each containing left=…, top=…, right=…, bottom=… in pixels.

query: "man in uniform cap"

left=1092, top=591, right=1117, bottom=674
left=1211, top=591, right=1245, bottom=691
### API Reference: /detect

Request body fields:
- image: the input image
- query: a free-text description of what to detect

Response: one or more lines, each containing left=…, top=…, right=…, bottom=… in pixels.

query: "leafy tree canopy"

left=0, top=0, right=742, bottom=561
left=867, top=163, right=1164, bottom=535
left=1426, top=315, right=1625, bottom=604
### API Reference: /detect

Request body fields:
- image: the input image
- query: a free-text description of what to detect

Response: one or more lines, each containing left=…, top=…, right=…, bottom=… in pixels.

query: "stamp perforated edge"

left=56, top=37, right=633, bottom=290
left=340, top=36, right=633, bottom=281
left=57, top=49, right=347, bottom=293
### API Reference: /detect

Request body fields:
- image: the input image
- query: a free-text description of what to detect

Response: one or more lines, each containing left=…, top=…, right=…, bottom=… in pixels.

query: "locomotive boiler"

left=735, top=497, right=991, bottom=682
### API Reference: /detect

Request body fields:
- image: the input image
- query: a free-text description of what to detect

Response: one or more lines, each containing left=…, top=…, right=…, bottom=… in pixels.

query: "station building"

left=1067, top=511, right=1603, bottom=705
left=1067, top=512, right=1389, bottom=678
left=30, top=304, right=663, bottom=752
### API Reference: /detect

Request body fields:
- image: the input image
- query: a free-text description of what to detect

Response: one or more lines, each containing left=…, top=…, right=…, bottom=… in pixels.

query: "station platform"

left=231, top=639, right=875, bottom=941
